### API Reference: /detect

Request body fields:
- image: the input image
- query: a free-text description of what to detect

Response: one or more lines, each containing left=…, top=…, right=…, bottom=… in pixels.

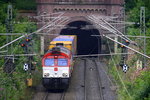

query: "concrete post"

left=41, top=36, right=45, bottom=55
left=114, top=36, right=118, bottom=53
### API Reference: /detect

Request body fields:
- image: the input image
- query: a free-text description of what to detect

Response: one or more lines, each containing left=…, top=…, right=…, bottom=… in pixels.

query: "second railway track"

left=92, top=58, right=104, bottom=100
left=84, top=57, right=104, bottom=100
left=43, top=90, right=66, bottom=100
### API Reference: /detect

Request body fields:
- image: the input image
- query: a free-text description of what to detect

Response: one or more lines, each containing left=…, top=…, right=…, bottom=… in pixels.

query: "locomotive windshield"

left=58, top=59, right=68, bottom=66
left=45, top=58, right=54, bottom=66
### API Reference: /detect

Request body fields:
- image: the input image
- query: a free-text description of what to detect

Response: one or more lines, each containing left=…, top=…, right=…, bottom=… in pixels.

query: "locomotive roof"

left=53, top=35, right=75, bottom=42
left=44, top=46, right=71, bottom=58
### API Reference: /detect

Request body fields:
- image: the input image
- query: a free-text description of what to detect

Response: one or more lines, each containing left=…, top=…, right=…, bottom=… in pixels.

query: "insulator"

left=125, top=40, right=129, bottom=43
left=26, top=38, right=30, bottom=42
left=121, top=45, right=125, bottom=48
left=125, top=40, right=130, bottom=46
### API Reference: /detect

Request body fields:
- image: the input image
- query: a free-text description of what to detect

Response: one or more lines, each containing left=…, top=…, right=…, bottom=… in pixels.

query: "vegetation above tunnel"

left=0, top=0, right=36, bottom=10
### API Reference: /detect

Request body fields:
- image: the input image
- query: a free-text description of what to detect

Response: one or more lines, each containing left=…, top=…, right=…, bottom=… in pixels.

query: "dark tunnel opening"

left=60, top=21, right=101, bottom=55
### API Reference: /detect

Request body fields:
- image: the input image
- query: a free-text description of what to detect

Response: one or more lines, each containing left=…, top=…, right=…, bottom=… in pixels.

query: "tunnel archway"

left=60, top=21, right=101, bottom=55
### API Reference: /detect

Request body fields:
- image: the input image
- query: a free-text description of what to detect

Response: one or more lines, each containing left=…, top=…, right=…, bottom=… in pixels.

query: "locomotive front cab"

left=42, top=55, right=70, bottom=78
left=42, top=47, right=72, bottom=89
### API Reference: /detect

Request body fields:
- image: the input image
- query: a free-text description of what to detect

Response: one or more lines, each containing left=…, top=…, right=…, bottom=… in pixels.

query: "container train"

left=42, top=35, right=77, bottom=90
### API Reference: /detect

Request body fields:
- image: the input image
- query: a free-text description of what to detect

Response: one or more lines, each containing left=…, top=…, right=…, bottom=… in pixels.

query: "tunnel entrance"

left=60, top=21, right=101, bottom=55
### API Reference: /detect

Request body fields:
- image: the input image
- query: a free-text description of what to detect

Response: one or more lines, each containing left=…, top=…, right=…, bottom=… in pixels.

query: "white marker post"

left=24, top=63, right=29, bottom=71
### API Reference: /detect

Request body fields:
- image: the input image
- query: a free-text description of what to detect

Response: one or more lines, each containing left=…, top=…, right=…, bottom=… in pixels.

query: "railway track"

left=33, top=57, right=115, bottom=100
left=83, top=58, right=87, bottom=100
left=42, top=91, right=66, bottom=100
left=42, top=92, right=49, bottom=100
left=92, top=58, right=104, bottom=100
left=83, top=57, right=104, bottom=100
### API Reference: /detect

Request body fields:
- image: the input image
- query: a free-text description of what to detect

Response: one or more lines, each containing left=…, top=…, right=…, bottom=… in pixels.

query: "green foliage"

left=0, top=25, right=6, bottom=47
left=108, top=55, right=150, bottom=100
left=131, top=71, right=150, bottom=100
left=109, top=1, right=150, bottom=100
left=0, top=0, right=36, bottom=10
left=125, top=0, right=150, bottom=54
left=125, top=0, right=136, bottom=11
left=0, top=3, right=7, bottom=24
left=15, top=0, right=36, bottom=10
left=0, top=2, right=39, bottom=100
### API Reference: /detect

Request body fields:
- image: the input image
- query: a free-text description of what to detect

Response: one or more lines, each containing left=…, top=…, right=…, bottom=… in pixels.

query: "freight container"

left=49, top=35, right=77, bottom=55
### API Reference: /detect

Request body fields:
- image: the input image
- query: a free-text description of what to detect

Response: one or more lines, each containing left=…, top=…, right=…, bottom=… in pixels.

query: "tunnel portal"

left=60, top=21, right=101, bottom=55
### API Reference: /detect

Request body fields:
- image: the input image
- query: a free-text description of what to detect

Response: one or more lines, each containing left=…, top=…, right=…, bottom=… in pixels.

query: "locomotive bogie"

left=42, top=78, right=69, bottom=90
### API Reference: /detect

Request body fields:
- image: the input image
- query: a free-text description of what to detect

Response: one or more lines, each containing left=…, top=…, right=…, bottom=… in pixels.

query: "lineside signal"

left=21, top=43, right=26, bottom=47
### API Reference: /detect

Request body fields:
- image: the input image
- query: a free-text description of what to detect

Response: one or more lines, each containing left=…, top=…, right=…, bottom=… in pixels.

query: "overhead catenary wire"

left=103, top=34, right=150, bottom=59
left=87, top=16, right=130, bottom=42
left=91, top=34, right=150, bottom=39
left=87, top=15, right=136, bottom=45
left=46, top=17, right=70, bottom=33
left=0, top=36, right=42, bottom=84
left=87, top=15, right=147, bottom=59
left=0, top=12, right=68, bottom=87
left=0, top=12, right=67, bottom=50
left=0, top=34, right=42, bottom=84
left=1, top=37, right=23, bottom=70
left=0, top=54, right=37, bottom=57
left=38, top=14, right=66, bottom=32
left=0, top=56, right=29, bottom=85
left=0, top=39, right=28, bottom=84
left=87, top=16, right=116, bottom=33
left=101, top=18, right=133, bottom=42
left=106, top=38, right=132, bottom=99
left=74, top=53, right=134, bottom=57
left=34, top=12, right=65, bottom=20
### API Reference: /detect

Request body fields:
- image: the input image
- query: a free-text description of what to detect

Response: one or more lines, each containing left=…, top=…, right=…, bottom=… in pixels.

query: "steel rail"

left=83, top=59, right=87, bottom=100
left=92, top=58, right=104, bottom=100
left=60, top=91, right=66, bottom=100
left=43, top=92, right=49, bottom=100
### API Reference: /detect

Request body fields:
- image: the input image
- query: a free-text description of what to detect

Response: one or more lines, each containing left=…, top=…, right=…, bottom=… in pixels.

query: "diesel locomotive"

left=42, top=35, right=77, bottom=89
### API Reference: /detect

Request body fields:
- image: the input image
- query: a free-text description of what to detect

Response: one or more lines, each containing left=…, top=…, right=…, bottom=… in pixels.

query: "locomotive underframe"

left=42, top=78, right=70, bottom=90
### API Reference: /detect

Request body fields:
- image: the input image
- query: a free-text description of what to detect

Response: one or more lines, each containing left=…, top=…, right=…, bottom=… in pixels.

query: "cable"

left=0, top=56, right=27, bottom=84
left=107, top=39, right=132, bottom=99
left=104, top=35, right=150, bottom=59
left=0, top=23, right=36, bottom=82
left=1, top=37, right=23, bottom=70
left=86, top=15, right=137, bottom=46
left=0, top=12, right=67, bottom=50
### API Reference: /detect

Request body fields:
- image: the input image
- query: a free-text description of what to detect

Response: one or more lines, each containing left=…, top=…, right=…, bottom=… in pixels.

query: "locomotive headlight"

left=44, top=73, right=49, bottom=77
left=62, top=73, right=68, bottom=77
